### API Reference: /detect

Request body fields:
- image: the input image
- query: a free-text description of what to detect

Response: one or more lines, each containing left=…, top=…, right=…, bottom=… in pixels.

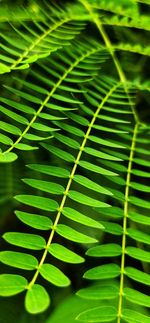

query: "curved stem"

left=27, top=81, right=120, bottom=289
left=117, top=123, right=139, bottom=323
left=79, top=0, right=139, bottom=124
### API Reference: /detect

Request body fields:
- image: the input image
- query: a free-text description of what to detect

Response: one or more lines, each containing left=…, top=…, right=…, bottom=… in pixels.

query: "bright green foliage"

left=0, top=0, right=150, bottom=321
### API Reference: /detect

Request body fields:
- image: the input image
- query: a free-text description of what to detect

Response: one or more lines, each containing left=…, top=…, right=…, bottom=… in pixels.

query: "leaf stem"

left=117, top=122, right=139, bottom=323
left=80, top=0, right=139, bottom=123
left=27, top=82, right=120, bottom=289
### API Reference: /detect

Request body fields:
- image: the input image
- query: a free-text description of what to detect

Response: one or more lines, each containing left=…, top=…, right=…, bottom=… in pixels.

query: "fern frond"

left=77, top=117, right=150, bottom=322
left=0, top=75, right=135, bottom=314
left=0, top=4, right=85, bottom=74
left=0, top=40, right=107, bottom=162
left=79, top=0, right=139, bottom=18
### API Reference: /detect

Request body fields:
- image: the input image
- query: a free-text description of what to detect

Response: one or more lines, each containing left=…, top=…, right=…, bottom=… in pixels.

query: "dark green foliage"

left=0, top=0, right=150, bottom=322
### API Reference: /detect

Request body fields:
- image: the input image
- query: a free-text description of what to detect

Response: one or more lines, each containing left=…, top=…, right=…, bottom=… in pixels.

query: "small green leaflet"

left=42, top=143, right=75, bottom=162
left=89, top=135, right=125, bottom=148
left=79, top=160, right=118, bottom=176
left=84, top=264, right=120, bottom=280
left=100, top=221, right=123, bottom=236
left=15, top=211, right=52, bottom=230
left=0, top=121, right=21, bottom=135
left=22, top=178, right=64, bottom=195
left=15, top=195, right=58, bottom=211
left=73, top=175, right=113, bottom=195
left=77, top=284, right=119, bottom=300
left=68, top=190, right=110, bottom=208
left=86, top=244, right=122, bottom=257
left=0, top=274, right=27, bottom=296
left=48, top=243, right=85, bottom=264
left=127, top=228, right=150, bottom=245
left=25, top=284, right=50, bottom=314
left=15, top=143, right=38, bottom=151
left=128, top=211, right=150, bottom=225
left=126, top=247, right=150, bottom=262
left=0, top=152, right=18, bottom=163
left=3, top=232, right=46, bottom=250
left=124, top=287, right=150, bottom=307
left=76, top=306, right=117, bottom=322
left=122, top=309, right=150, bottom=323
left=0, top=62, right=11, bottom=74
left=56, top=224, right=98, bottom=243
left=125, top=267, right=150, bottom=285
left=129, top=196, right=150, bottom=208
left=0, top=133, right=13, bottom=145
left=40, top=264, right=70, bottom=287
left=27, top=164, right=70, bottom=178
left=0, top=251, right=38, bottom=270
left=130, top=181, right=150, bottom=192
left=62, top=207, right=104, bottom=229
left=84, top=147, right=122, bottom=161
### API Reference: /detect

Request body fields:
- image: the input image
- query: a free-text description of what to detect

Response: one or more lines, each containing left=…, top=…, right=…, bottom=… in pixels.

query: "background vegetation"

left=0, top=1, right=150, bottom=322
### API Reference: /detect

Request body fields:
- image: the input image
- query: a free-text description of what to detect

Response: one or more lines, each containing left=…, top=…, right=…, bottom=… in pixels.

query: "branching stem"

left=27, top=82, right=120, bottom=289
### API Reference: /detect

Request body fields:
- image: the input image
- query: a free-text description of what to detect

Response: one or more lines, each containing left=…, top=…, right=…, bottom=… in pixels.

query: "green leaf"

left=79, top=160, right=118, bottom=176
left=0, top=251, right=38, bottom=270
left=0, top=105, right=28, bottom=124
left=129, top=196, right=150, bottom=208
left=40, top=264, right=70, bottom=287
left=0, top=121, right=21, bottom=135
left=52, top=93, right=82, bottom=104
left=69, top=190, right=110, bottom=208
left=100, top=221, right=123, bottom=235
left=56, top=224, right=98, bottom=244
left=0, top=133, right=13, bottom=145
left=128, top=211, right=150, bottom=225
left=3, top=232, right=46, bottom=250
left=25, top=284, right=50, bottom=314
left=86, top=244, right=122, bottom=257
left=124, top=287, right=150, bottom=307
left=0, top=152, right=18, bottom=163
left=15, top=195, right=58, bottom=211
left=125, top=267, right=150, bottom=285
left=31, top=123, right=57, bottom=132
left=73, top=175, right=113, bottom=195
left=130, top=181, right=150, bottom=192
left=62, top=207, right=104, bottom=229
left=84, top=147, right=122, bottom=161
left=77, top=283, right=119, bottom=300
left=42, top=143, right=75, bottom=162
left=27, top=164, right=70, bottom=178
left=15, top=211, right=52, bottom=230
left=0, top=274, right=27, bottom=296
left=131, top=169, right=150, bottom=178
left=15, top=143, right=38, bottom=151
left=48, top=243, right=85, bottom=264
left=54, top=133, right=80, bottom=149
left=89, top=135, right=125, bottom=148
left=76, top=306, right=117, bottom=322
left=126, top=247, right=150, bottom=262
left=122, top=309, right=150, bottom=323
left=24, top=133, right=52, bottom=141
left=84, top=264, right=120, bottom=280
left=127, top=228, right=150, bottom=245
left=0, top=62, right=11, bottom=74
left=93, top=124, right=127, bottom=133
left=22, top=178, right=64, bottom=195
left=54, top=121, right=85, bottom=137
